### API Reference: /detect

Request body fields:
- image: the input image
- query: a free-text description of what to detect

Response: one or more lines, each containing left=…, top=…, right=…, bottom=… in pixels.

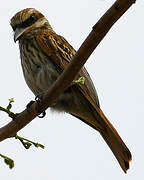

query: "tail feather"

left=71, top=107, right=132, bottom=173
left=93, top=108, right=132, bottom=173
left=100, top=130, right=130, bottom=173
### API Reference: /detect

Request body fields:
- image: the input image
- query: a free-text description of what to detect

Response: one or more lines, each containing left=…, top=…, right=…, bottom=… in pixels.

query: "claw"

left=38, top=111, right=46, bottom=118
left=26, top=100, right=35, bottom=109
left=35, top=92, right=44, bottom=102
left=35, top=93, right=46, bottom=118
left=35, top=95, right=40, bottom=103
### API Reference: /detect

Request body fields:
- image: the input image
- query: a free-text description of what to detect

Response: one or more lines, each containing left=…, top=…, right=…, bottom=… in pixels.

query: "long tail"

left=97, top=108, right=132, bottom=173
left=71, top=107, right=132, bottom=173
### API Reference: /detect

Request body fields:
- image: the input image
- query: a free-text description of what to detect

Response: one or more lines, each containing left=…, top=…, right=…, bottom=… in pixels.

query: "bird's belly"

left=22, top=58, right=60, bottom=96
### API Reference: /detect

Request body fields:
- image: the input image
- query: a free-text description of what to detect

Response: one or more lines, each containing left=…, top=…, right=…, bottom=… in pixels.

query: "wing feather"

left=36, top=31, right=100, bottom=107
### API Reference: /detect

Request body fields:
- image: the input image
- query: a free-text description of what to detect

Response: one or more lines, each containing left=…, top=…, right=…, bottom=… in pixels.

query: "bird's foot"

left=35, top=93, right=46, bottom=118
left=26, top=94, right=46, bottom=118
left=26, top=100, right=35, bottom=109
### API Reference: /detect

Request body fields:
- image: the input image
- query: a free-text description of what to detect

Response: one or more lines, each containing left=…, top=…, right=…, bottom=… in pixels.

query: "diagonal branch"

left=0, top=0, right=136, bottom=142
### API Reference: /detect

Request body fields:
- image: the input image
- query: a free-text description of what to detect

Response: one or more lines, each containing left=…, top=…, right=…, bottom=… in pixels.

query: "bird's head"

left=10, top=8, right=52, bottom=42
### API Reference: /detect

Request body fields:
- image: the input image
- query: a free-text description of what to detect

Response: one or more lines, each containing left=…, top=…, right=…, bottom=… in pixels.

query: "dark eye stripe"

left=12, top=12, right=44, bottom=31
left=21, top=13, right=37, bottom=27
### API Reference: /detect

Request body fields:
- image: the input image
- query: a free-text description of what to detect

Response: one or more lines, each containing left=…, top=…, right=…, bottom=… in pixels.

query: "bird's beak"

left=14, top=27, right=27, bottom=42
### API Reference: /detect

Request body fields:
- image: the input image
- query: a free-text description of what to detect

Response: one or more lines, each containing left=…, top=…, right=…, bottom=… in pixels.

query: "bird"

left=10, top=8, right=132, bottom=173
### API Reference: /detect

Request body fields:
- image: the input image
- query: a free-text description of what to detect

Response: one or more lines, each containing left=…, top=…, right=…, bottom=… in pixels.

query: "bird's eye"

left=29, top=14, right=36, bottom=22
left=21, top=13, right=37, bottom=27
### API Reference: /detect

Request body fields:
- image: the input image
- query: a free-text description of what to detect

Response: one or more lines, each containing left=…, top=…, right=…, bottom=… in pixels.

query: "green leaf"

left=74, top=77, right=85, bottom=85
left=0, top=153, right=14, bottom=169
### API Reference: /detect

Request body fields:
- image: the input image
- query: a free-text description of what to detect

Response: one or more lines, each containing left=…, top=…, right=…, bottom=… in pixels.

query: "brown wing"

left=36, top=31, right=100, bottom=107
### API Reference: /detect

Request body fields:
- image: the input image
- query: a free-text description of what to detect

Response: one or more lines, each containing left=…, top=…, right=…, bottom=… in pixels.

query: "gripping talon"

left=26, top=100, right=35, bottom=109
left=38, top=111, right=46, bottom=118
left=35, top=93, right=46, bottom=118
left=35, top=95, right=41, bottom=103
left=35, top=92, right=44, bottom=102
left=26, top=98, right=46, bottom=118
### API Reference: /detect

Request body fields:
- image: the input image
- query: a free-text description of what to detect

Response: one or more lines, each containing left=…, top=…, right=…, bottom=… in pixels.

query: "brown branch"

left=0, top=0, right=136, bottom=142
